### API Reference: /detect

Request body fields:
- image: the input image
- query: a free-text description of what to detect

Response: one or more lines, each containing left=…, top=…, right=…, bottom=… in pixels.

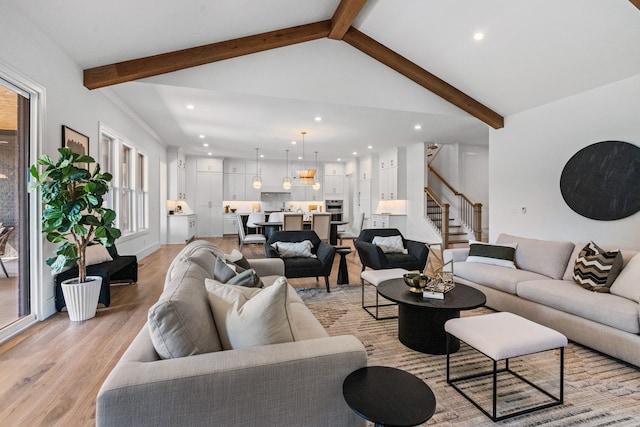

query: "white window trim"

left=98, top=123, right=149, bottom=238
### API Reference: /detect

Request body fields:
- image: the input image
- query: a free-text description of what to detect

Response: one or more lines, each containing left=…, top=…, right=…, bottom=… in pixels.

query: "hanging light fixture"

left=312, top=151, right=321, bottom=190
left=252, top=148, right=262, bottom=189
left=296, top=131, right=316, bottom=186
left=282, top=149, right=292, bottom=190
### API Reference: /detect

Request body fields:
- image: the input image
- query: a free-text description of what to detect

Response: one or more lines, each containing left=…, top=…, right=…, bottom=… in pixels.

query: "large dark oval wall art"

left=560, top=140, right=640, bottom=221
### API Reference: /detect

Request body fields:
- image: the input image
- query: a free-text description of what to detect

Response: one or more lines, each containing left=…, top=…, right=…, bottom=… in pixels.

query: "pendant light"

left=282, top=149, right=292, bottom=190
left=312, top=151, right=321, bottom=190
left=296, top=131, right=316, bottom=185
left=252, top=148, right=262, bottom=189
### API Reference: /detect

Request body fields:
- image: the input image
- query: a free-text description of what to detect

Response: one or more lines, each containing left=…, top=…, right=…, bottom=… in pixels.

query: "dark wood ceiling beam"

left=84, top=21, right=332, bottom=89
left=328, top=0, right=368, bottom=40
left=630, top=0, right=640, bottom=11
left=343, top=27, right=504, bottom=129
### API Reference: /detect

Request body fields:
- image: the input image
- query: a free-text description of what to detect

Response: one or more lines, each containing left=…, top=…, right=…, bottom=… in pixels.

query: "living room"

left=1, top=1, right=640, bottom=425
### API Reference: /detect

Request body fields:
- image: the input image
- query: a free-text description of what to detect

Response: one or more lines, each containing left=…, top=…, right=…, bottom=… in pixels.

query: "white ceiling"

left=11, top=0, right=640, bottom=161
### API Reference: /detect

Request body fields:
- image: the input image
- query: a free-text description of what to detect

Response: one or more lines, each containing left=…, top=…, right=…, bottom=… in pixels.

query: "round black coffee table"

left=377, top=280, right=486, bottom=354
left=343, top=366, right=436, bottom=427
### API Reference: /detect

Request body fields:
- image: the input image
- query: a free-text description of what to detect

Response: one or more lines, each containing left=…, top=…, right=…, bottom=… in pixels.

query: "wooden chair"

left=311, top=213, right=331, bottom=243
left=236, top=213, right=266, bottom=251
left=283, top=213, right=304, bottom=231
left=0, top=226, right=15, bottom=278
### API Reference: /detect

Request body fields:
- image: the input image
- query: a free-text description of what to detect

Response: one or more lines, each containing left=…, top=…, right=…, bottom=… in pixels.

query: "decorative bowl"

left=403, top=273, right=430, bottom=294
left=230, top=208, right=237, bottom=213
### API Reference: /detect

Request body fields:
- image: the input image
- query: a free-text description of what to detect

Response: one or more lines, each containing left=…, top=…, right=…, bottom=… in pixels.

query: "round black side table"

left=335, top=246, right=352, bottom=285
left=343, top=366, right=436, bottom=427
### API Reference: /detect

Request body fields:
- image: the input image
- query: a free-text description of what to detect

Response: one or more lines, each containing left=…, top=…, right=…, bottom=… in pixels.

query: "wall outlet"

left=521, top=207, right=527, bottom=214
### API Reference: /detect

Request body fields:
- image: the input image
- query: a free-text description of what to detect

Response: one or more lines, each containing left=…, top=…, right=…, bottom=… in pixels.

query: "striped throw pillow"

left=573, top=241, right=623, bottom=292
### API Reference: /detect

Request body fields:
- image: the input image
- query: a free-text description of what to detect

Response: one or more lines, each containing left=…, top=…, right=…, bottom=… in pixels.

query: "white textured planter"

left=61, top=276, right=102, bottom=321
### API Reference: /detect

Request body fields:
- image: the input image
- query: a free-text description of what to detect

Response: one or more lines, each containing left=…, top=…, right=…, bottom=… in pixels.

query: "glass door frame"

left=0, top=60, right=46, bottom=343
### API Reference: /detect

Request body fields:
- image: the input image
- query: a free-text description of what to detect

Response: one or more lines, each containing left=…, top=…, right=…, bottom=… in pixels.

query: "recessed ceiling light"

left=207, top=152, right=212, bottom=156
left=260, top=154, right=264, bottom=158
left=186, top=104, right=195, bottom=110
left=203, top=143, right=209, bottom=147
left=314, top=116, right=322, bottom=122
left=352, top=151, right=357, bottom=156
left=367, top=145, right=373, bottom=149
left=337, top=158, right=341, bottom=161
left=298, top=156, right=302, bottom=160
left=291, top=140, right=297, bottom=145
left=199, top=134, right=205, bottom=139
left=474, top=32, right=485, bottom=41
left=414, top=124, right=422, bottom=130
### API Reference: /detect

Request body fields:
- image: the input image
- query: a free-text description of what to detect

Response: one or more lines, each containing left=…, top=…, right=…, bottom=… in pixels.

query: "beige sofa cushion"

left=610, top=254, right=640, bottom=302
left=454, top=261, right=549, bottom=294
left=517, top=280, right=640, bottom=334
left=148, top=260, right=222, bottom=359
left=497, top=234, right=574, bottom=279
left=206, top=277, right=298, bottom=350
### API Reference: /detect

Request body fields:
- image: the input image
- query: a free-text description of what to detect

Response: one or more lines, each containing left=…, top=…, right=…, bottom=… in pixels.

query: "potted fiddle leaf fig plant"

left=29, top=147, right=121, bottom=321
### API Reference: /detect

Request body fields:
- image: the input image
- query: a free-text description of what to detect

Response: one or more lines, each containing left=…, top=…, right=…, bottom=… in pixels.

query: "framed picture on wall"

left=62, top=125, right=89, bottom=156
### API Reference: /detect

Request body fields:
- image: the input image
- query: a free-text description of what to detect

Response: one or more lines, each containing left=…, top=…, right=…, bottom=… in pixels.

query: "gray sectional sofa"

left=96, top=240, right=367, bottom=427
left=444, top=234, right=640, bottom=367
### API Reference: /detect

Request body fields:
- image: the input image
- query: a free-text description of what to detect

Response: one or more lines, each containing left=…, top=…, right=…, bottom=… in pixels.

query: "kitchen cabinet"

left=359, top=156, right=372, bottom=181
left=195, top=171, right=223, bottom=237
left=196, top=157, right=223, bottom=172
left=167, top=214, right=196, bottom=244
left=370, top=213, right=407, bottom=234
left=223, top=213, right=239, bottom=235
left=379, top=167, right=398, bottom=200
left=167, top=147, right=187, bottom=200
left=323, top=162, right=344, bottom=194
left=223, top=173, right=246, bottom=201
left=244, top=174, right=261, bottom=201
left=224, top=160, right=246, bottom=174
left=324, top=162, right=344, bottom=176
left=378, top=149, right=406, bottom=200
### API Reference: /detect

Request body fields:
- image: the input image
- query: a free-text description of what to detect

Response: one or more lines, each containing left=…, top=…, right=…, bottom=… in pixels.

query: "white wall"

left=405, top=143, right=441, bottom=243
left=490, top=73, right=640, bottom=250
left=1, top=3, right=167, bottom=319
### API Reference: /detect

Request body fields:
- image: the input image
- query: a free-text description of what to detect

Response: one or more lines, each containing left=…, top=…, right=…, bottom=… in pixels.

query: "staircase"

left=424, top=165, right=482, bottom=249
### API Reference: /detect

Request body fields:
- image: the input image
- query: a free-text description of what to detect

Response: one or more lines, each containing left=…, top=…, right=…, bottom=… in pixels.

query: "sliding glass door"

left=0, top=78, right=30, bottom=329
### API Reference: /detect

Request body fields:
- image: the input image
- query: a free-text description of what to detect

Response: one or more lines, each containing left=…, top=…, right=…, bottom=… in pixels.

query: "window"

left=136, top=152, right=149, bottom=230
left=99, top=125, right=148, bottom=236
left=120, top=144, right=132, bottom=233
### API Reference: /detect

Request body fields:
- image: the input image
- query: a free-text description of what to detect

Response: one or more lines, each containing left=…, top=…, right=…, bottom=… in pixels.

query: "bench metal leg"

left=361, top=280, right=397, bottom=320
left=446, top=334, right=565, bottom=422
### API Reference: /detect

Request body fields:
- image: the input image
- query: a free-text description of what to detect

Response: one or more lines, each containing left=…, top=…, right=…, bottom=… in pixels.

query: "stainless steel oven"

left=325, top=199, right=343, bottom=221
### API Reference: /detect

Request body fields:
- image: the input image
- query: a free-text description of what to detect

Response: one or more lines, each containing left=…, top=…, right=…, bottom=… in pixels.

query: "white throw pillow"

left=84, top=245, right=113, bottom=266
left=610, top=254, right=640, bottom=302
left=205, top=276, right=297, bottom=350
left=271, top=240, right=316, bottom=258
left=466, top=240, right=517, bottom=269
left=372, top=235, right=407, bottom=254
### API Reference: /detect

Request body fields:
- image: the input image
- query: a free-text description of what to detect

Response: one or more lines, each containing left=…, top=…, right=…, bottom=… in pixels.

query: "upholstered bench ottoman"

left=445, top=312, right=567, bottom=421
left=360, top=268, right=409, bottom=320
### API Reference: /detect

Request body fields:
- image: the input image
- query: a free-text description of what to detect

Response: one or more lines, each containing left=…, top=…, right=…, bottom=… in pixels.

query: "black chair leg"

left=0, top=259, right=8, bottom=278
left=324, top=276, right=331, bottom=293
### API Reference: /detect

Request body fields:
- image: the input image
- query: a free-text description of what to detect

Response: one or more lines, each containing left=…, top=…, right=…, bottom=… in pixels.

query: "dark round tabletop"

left=343, top=366, right=436, bottom=427
left=377, top=279, right=486, bottom=311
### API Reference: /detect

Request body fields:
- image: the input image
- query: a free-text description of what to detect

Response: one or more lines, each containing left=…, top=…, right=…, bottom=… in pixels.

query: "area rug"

left=297, top=285, right=640, bottom=426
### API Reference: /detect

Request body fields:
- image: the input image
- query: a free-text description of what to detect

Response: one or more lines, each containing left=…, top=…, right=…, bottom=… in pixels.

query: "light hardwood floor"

left=0, top=237, right=362, bottom=426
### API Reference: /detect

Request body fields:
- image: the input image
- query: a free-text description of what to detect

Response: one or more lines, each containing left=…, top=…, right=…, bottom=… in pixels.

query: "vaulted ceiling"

left=11, top=0, right=640, bottom=161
